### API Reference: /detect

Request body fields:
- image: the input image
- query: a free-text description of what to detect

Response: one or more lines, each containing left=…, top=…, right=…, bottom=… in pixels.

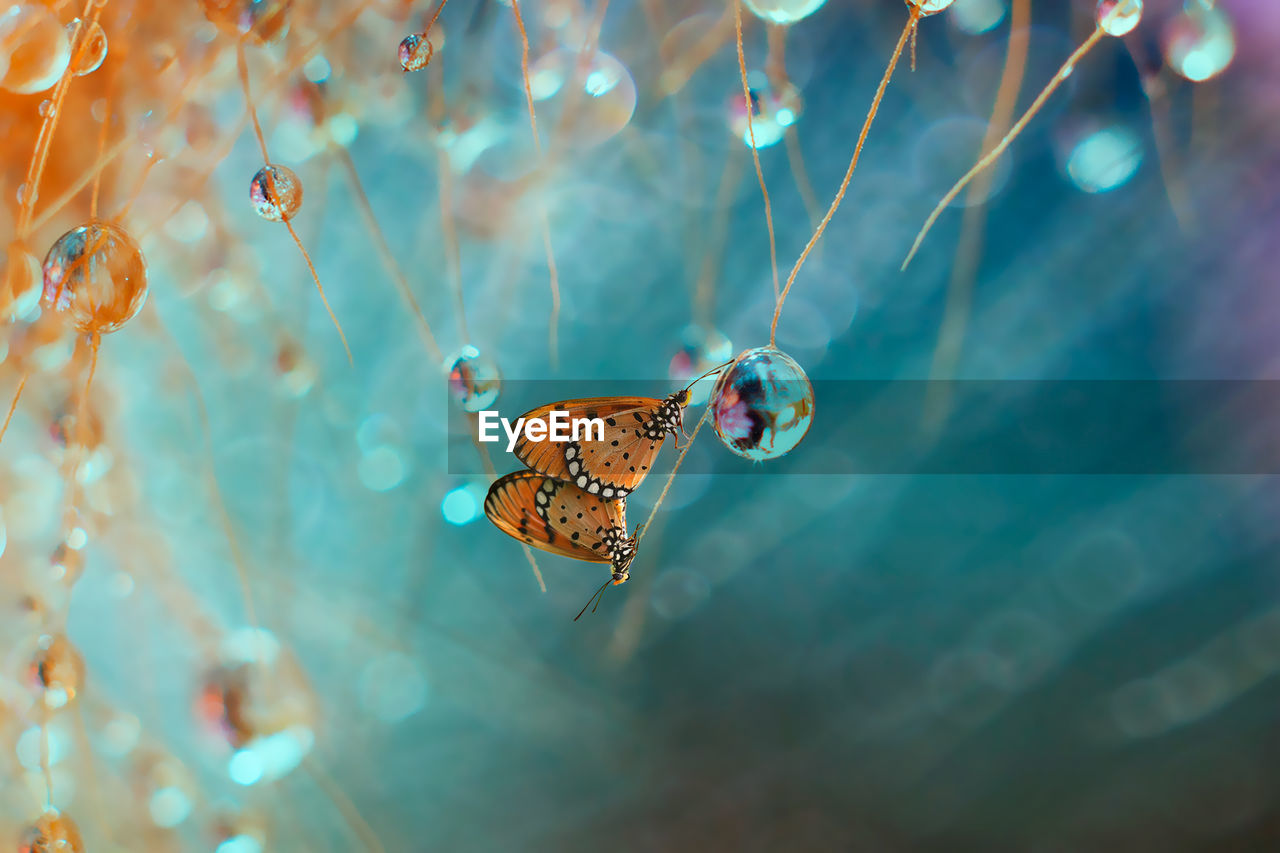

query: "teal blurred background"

left=12, top=0, right=1280, bottom=849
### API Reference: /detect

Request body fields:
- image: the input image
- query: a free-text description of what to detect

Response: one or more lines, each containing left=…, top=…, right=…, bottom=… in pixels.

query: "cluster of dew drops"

left=0, top=0, right=1244, bottom=847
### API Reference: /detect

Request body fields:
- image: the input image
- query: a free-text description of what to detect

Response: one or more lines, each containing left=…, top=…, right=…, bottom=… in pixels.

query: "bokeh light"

left=0, top=0, right=1275, bottom=848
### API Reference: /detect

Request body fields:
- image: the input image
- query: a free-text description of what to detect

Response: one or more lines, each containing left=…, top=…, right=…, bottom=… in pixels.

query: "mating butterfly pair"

left=484, top=390, right=691, bottom=590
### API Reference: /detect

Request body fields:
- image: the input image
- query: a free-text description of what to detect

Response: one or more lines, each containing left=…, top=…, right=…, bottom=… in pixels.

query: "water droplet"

left=446, top=346, right=501, bottom=412
left=199, top=0, right=293, bottom=45
left=0, top=5, right=72, bottom=94
left=65, top=17, right=107, bottom=76
left=911, top=0, right=956, bottom=15
left=742, top=0, right=829, bottom=24
left=249, top=164, right=303, bottom=222
left=711, top=348, right=815, bottom=461
left=42, top=221, right=148, bottom=335
left=19, top=810, right=84, bottom=853
left=29, top=634, right=84, bottom=710
left=398, top=33, right=433, bottom=72
left=1096, top=0, right=1142, bottom=37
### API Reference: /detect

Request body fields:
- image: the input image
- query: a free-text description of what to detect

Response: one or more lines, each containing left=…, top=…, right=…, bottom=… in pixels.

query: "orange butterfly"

left=511, top=389, right=691, bottom=499
left=484, top=470, right=637, bottom=585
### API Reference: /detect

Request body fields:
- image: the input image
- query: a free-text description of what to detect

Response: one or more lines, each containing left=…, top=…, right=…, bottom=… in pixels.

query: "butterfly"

left=510, top=389, right=691, bottom=500
left=484, top=470, right=637, bottom=585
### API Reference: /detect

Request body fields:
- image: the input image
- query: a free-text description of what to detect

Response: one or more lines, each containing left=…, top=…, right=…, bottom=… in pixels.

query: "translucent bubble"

left=249, top=164, right=303, bottom=222
left=197, top=628, right=317, bottom=785
left=42, top=221, right=149, bottom=335
left=398, top=33, right=433, bottom=72
left=200, top=0, right=293, bottom=45
left=18, top=810, right=84, bottom=853
left=742, top=0, right=828, bottom=25
left=530, top=48, right=637, bottom=148
left=669, top=324, right=733, bottom=405
left=911, top=0, right=957, bottom=14
left=1066, top=125, right=1142, bottom=193
left=728, top=74, right=803, bottom=150
left=711, top=347, right=814, bottom=461
left=0, top=5, right=72, bottom=95
left=29, top=634, right=84, bottom=710
left=950, top=0, right=1006, bottom=35
left=1096, top=0, right=1142, bottom=37
left=446, top=345, right=501, bottom=412
left=65, top=18, right=107, bottom=77
left=1163, top=3, right=1234, bottom=83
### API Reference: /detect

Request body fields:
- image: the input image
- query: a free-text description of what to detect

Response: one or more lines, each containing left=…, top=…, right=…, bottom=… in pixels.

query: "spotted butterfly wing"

left=511, top=392, right=687, bottom=498
left=484, top=470, right=628, bottom=564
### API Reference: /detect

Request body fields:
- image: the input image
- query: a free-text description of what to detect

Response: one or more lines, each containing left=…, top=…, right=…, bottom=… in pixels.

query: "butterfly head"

left=610, top=535, right=637, bottom=583
left=575, top=535, right=636, bottom=621
left=659, top=390, right=688, bottom=438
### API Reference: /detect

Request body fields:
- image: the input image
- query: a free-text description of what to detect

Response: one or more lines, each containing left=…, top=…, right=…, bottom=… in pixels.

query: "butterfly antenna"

left=678, top=359, right=733, bottom=441
left=574, top=578, right=612, bottom=622
left=682, top=360, right=735, bottom=396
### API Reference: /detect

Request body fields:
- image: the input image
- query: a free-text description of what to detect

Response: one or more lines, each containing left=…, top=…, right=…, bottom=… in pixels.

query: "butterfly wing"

left=511, top=397, right=667, bottom=497
left=484, top=470, right=628, bottom=563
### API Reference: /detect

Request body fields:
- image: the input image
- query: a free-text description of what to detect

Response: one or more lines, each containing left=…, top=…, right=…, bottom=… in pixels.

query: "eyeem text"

left=477, top=411, right=605, bottom=453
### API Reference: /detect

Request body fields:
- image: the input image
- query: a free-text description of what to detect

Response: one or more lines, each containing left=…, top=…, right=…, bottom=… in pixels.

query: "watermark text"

left=477, top=411, right=605, bottom=453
